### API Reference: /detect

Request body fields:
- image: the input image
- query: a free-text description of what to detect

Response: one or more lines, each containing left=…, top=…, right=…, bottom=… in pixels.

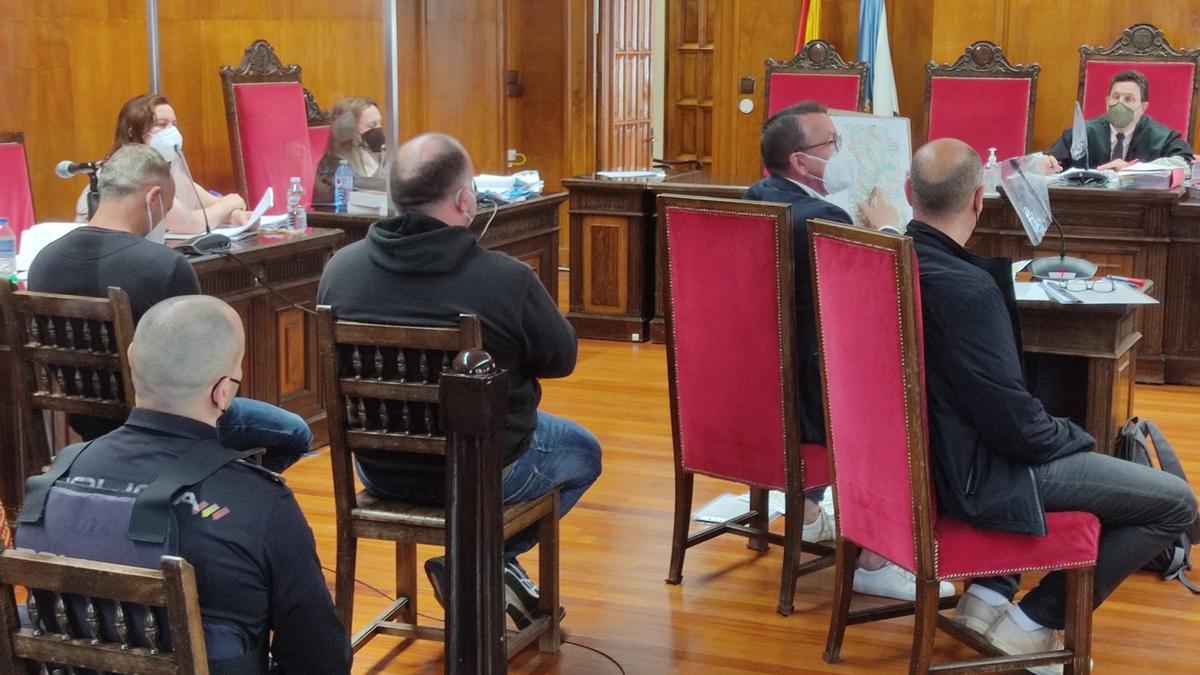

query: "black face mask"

left=362, top=127, right=387, bottom=153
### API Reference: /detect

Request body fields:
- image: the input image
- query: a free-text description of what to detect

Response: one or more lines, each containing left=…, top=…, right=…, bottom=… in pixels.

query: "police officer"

left=46, top=295, right=351, bottom=673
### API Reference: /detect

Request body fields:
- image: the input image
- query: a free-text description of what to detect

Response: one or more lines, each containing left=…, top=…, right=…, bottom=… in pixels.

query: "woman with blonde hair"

left=313, top=96, right=387, bottom=204
left=76, top=93, right=248, bottom=233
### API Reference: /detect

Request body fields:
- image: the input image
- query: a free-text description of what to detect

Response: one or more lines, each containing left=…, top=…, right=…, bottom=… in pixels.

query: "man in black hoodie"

left=909, top=138, right=1197, bottom=669
left=317, top=133, right=601, bottom=628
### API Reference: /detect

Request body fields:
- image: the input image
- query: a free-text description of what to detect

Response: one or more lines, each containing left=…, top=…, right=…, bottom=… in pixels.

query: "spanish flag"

left=795, top=0, right=822, bottom=53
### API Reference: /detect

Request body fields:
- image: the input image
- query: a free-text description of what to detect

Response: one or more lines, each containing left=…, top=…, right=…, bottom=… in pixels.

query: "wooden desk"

left=1165, top=197, right=1200, bottom=386
left=307, top=192, right=568, bottom=300
left=1, top=229, right=343, bottom=523
left=970, top=186, right=1179, bottom=384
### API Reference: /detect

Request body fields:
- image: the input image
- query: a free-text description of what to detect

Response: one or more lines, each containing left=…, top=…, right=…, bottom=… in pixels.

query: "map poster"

left=827, top=110, right=914, bottom=229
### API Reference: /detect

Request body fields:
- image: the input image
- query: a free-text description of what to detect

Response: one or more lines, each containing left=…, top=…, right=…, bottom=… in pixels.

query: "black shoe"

left=504, top=561, right=566, bottom=629
left=424, top=556, right=446, bottom=609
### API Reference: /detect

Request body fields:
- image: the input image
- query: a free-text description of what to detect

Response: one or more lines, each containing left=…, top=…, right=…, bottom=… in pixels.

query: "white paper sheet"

left=16, top=222, right=84, bottom=272
left=1015, top=280, right=1158, bottom=305
left=692, top=491, right=786, bottom=524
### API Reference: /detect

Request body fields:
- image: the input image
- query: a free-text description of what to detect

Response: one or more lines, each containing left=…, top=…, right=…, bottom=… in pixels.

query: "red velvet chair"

left=1079, top=23, right=1200, bottom=140
left=660, top=195, right=834, bottom=616
left=219, top=40, right=315, bottom=215
left=809, top=220, right=1099, bottom=674
left=765, top=40, right=868, bottom=118
left=926, top=41, right=1039, bottom=161
left=0, top=132, right=37, bottom=249
left=304, top=88, right=332, bottom=168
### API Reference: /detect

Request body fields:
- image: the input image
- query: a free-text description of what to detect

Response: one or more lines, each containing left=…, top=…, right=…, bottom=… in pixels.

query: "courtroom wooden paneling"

left=0, top=1, right=149, bottom=221
left=1166, top=199, right=1200, bottom=386
left=598, top=0, right=656, bottom=170
left=664, top=0, right=717, bottom=168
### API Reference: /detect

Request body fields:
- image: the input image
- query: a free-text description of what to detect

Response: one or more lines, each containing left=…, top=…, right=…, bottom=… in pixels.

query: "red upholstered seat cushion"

left=308, top=125, right=331, bottom=167
left=929, top=76, right=1032, bottom=160
left=768, top=72, right=862, bottom=116
left=935, top=511, right=1100, bottom=579
left=232, top=82, right=314, bottom=214
left=667, top=207, right=826, bottom=491
left=1082, top=61, right=1196, bottom=139
left=0, top=141, right=36, bottom=248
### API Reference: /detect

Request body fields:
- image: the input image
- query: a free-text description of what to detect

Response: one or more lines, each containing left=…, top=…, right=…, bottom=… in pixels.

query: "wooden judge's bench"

left=1, top=195, right=566, bottom=523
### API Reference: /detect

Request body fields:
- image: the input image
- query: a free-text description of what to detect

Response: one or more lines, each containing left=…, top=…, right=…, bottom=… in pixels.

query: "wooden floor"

left=287, top=327, right=1200, bottom=674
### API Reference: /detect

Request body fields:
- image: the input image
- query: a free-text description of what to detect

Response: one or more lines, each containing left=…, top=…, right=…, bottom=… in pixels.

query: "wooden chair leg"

left=396, top=542, right=418, bottom=624
left=823, top=538, right=861, bottom=663
left=907, top=578, right=940, bottom=675
left=334, top=527, right=358, bottom=633
left=747, top=486, right=770, bottom=552
left=666, top=471, right=695, bottom=584
left=538, top=499, right=561, bottom=653
left=778, top=489, right=803, bottom=616
left=1063, top=566, right=1094, bottom=675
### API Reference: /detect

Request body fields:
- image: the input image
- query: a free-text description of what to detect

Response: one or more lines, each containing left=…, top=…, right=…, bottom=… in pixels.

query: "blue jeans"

left=501, top=412, right=602, bottom=565
left=217, top=398, right=313, bottom=474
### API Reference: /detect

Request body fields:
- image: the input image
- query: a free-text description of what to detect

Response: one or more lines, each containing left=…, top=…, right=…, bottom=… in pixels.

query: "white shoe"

left=852, top=562, right=955, bottom=601
left=953, top=592, right=1011, bottom=636
left=984, top=610, right=1063, bottom=675
left=802, top=508, right=836, bottom=543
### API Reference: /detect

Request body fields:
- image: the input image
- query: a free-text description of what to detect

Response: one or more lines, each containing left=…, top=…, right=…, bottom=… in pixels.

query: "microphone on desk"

left=55, top=160, right=101, bottom=179
left=172, top=145, right=231, bottom=256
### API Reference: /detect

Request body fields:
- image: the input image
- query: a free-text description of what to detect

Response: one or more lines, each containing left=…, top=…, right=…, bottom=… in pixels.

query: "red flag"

left=795, top=0, right=811, bottom=54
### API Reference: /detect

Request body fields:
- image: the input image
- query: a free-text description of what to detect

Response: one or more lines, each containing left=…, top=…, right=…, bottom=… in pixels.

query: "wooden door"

left=598, top=0, right=654, bottom=170
left=664, top=0, right=716, bottom=167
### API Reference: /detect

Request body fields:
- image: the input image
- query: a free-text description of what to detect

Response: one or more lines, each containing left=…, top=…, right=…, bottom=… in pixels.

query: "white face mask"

left=801, top=148, right=860, bottom=195
left=145, top=192, right=168, bottom=244
left=149, top=126, right=183, bottom=161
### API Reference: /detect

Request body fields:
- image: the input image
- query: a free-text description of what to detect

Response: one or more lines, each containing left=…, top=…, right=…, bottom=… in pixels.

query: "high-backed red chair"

left=809, top=219, right=1099, bottom=674
left=765, top=40, right=868, bottom=118
left=304, top=88, right=332, bottom=167
left=0, top=132, right=36, bottom=249
left=926, top=41, right=1040, bottom=160
left=660, top=195, right=834, bottom=616
left=1079, top=23, right=1200, bottom=140
left=219, top=40, right=314, bottom=216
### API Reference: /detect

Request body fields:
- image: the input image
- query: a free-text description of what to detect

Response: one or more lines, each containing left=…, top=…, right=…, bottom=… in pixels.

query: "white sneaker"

left=984, top=610, right=1063, bottom=675
left=953, top=592, right=1011, bottom=636
left=852, top=562, right=955, bottom=601
left=802, top=508, right=836, bottom=543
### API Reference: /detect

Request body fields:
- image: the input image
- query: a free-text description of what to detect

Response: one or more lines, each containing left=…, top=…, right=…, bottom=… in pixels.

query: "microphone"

left=1008, top=158, right=1097, bottom=280
left=171, top=145, right=231, bottom=256
left=55, top=160, right=101, bottom=179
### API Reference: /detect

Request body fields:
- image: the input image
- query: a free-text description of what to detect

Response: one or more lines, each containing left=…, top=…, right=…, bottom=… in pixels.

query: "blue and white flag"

left=857, top=0, right=899, bottom=116
left=1071, top=101, right=1088, bottom=165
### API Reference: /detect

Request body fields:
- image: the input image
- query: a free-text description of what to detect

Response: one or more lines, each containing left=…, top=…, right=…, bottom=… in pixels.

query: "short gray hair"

left=98, top=143, right=172, bottom=200
left=130, top=296, right=243, bottom=405
left=910, top=143, right=983, bottom=218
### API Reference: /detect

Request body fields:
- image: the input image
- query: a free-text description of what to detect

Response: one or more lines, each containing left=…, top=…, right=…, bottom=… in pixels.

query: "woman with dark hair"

left=312, top=96, right=387, bottom=204
left=75, top=94, right=248, bottom=232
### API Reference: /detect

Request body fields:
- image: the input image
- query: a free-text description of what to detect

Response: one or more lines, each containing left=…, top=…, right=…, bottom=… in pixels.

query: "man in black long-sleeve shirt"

left=910, top=138, right=1197, bottom=667
left=317, top=132, right=601, bottom=629
left=33, top=295, right=350, bottom=673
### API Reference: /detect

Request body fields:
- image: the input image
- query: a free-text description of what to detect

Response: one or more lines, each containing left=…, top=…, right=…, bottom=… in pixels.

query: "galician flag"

left=856, top=0, right=899, bottom=116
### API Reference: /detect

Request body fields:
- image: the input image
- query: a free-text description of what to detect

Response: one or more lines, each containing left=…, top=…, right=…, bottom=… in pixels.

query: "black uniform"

left=58, top=408, right=351, bottom=673
left=1047, top=114, right=1194, bottom=169
left=744, top=175, right=853, bottom=445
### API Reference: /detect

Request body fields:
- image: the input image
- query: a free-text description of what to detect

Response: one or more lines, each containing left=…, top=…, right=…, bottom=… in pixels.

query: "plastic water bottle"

left=984, top=148, right=1001, bottom=197
left=286, top=177, right=308, bottom=233
left=333, top=160, right=353, bottom=213
left=0, top=218, right=16, bottom=279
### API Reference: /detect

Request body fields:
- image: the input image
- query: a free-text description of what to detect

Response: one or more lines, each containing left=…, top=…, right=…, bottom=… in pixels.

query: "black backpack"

left=1113, top=417, right=1200, bottom=593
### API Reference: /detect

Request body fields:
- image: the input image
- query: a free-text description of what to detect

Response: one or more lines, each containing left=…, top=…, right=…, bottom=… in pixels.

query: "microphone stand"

left=1009, top=159, right=1097, bottom=279
left=173, top=146, right=231, bottom=255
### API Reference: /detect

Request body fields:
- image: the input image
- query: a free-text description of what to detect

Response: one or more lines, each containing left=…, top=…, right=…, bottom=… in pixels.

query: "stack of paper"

left=1117, top=163, right=1183, bottom=190
left=348, top=189, right=388, bottom=216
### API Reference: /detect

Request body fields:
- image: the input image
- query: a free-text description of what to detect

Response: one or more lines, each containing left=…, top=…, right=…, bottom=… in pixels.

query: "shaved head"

left=389, top=133, right=473, bottom=214
left=910, top=139, right=983, bottom=219
left=130, top=296, right=244, bottom=408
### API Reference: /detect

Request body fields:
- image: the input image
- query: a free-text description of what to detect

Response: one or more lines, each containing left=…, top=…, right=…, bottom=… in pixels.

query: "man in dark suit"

left=744, top=102, right=952, bottom=602
left=1046, top=69, right=1194, bottom=171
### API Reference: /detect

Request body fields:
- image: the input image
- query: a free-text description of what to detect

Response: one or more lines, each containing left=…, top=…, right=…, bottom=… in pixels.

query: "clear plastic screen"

left=999, top=153, right=1053, bottom=246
